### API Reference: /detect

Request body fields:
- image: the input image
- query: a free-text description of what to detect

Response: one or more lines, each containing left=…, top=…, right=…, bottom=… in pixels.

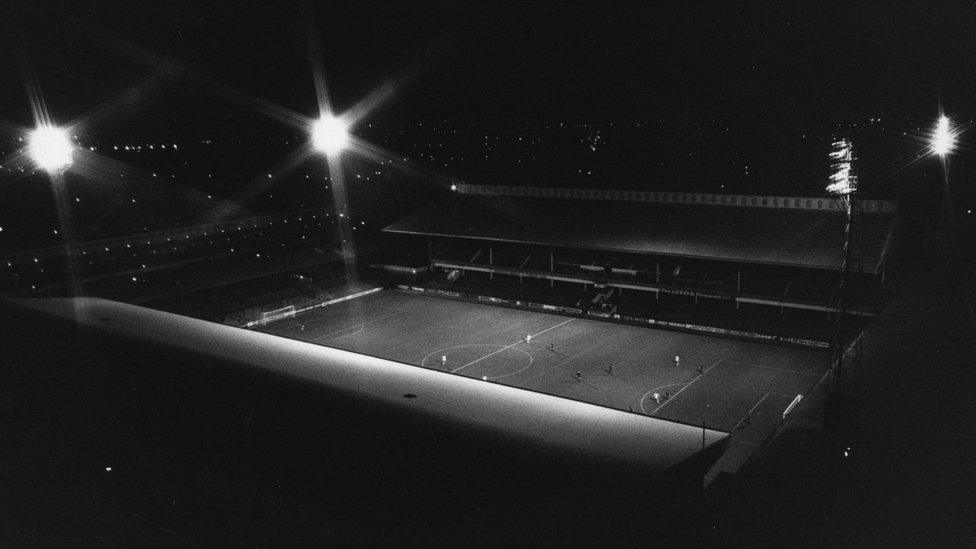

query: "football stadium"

left=3, top=3, right=975, bottom=546
left=249, top=185, right=895, bottom=486
left=2, top=179, right=904, bottom=543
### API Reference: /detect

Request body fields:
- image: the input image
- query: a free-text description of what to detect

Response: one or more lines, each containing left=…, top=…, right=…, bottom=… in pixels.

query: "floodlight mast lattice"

left=931, top=115, right=957, bottom=221
left=827, top=138, right=856, bottom=196
left=929, top=115, right=974, bottom=322
left=828, top=137, right=860, bottom=395
left=26, top=124, right=84, bottom=297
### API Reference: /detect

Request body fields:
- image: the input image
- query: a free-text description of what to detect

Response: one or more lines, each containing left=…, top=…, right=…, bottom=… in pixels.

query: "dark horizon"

left=2, top=2, right=974, bottom=258
left=3, top=2, right=974, bottom=128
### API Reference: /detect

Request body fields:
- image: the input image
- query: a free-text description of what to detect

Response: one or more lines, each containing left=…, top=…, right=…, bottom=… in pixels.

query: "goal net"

left=258, top=305, right=296, bottom=325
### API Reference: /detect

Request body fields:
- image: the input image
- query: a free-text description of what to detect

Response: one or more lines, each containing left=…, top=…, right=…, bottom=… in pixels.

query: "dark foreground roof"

left=14, top=297, right=726, bottom=475
left=3, top=297, right=728, bottom=544
left=385, top=195, right=895, bottom=272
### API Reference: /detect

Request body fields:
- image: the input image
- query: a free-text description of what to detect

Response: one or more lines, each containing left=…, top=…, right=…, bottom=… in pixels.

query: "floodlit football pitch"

left=256, top=290, right=830, bottom=478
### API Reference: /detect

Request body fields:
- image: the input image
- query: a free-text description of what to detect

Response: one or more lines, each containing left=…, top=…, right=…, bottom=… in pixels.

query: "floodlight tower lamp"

left=28, top=125, right=75, bottom=172
left=931, top=115, right=956, bottom=157
left=827, top=138, right=856, bottom=196
left=311, top=115, right=349, bottom=155
left=826, top=181, right=854, bottom=196
left=829, top=147, right=851, bottom=161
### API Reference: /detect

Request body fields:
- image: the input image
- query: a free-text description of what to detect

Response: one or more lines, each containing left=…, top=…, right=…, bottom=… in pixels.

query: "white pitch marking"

left=732, top=392, right=772, bottom=432
left=639, top=383, right=686, bottom=415
left=420, top=344, right=534, bottom=379
left=312, top=323, right=364, bottom=341
left=310, top=310, right=407, bottom=341
left=452, top=318, right=575, bottom=374
left=746, top=391, right=773, bottom=416
left=489, top=352, right=535, bottom=380
left=648, top=357, right=724, bottom=415
left=420, top=344, right=505, bottom=369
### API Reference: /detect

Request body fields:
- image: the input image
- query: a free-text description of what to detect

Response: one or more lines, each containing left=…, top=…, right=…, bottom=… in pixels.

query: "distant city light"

left=28, top=126, right=74, bottom=172
left=311, top=115, right=349, bottom=154
left=931, top=115, right=956, bottom=157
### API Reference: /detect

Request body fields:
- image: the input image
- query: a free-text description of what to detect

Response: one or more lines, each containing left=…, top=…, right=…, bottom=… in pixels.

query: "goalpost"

left=256, top=305, right=296, bottom=326
left=782, top=394, right=803, bottom=419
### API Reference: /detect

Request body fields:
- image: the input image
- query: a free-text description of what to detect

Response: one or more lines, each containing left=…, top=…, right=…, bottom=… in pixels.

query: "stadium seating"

left=396, top=236, right=885, bottom=347
left=0, top=210, right=342, bottom=308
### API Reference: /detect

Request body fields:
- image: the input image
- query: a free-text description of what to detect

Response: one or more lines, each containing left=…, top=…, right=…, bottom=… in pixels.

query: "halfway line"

left=452, top=317, right=576, bottom=374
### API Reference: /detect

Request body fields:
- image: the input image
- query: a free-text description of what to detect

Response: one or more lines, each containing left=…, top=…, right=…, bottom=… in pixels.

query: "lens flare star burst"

left=28, top=125, right=74, bottom=172
left=931, top=115, right=956, bottom=157
left=311, top=115, right=350, bottom=155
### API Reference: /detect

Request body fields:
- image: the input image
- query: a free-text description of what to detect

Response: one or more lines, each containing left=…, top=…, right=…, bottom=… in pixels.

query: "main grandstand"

left=379, top=184, right=895, bottom=349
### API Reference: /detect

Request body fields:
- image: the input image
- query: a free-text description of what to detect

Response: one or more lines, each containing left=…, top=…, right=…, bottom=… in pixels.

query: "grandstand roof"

left=384, top=194, right=896, bottom=272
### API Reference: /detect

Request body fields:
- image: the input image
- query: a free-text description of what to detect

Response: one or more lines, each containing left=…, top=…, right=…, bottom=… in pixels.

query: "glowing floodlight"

left=829, top=144, right=851, bottom=161
left=311, top=115, right=349, bottom=154
left=826, top=180, right=852, bottom=195
left=28, top=126, right=74, bottom=172
left=931, top=115, right=956, bottom=157
left=829, top=167, right=850, bottom=182
left=827, top=137, right=856, bottom=196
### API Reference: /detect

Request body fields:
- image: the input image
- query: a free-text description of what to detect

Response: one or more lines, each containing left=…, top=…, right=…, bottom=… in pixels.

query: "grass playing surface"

left=256, top=291, right=829, bottom=439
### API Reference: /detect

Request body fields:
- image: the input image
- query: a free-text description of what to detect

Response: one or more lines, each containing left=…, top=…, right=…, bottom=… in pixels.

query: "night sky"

left=4, top=1, right=975, bottom=131
left=1, top=1, right=975, bottom=251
